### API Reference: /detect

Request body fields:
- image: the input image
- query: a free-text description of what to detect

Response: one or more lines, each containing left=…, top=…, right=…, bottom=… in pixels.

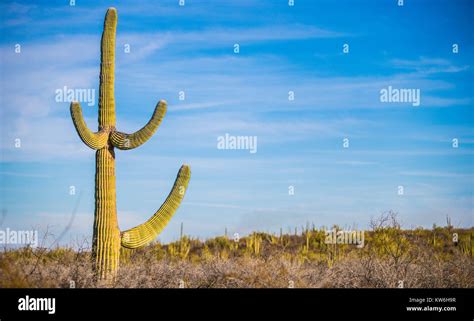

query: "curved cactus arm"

left=110, top=100, right=167, bottom=150
left=70, top=102, right=108, bottom=150
left=120, top=165, right=191, bottom=249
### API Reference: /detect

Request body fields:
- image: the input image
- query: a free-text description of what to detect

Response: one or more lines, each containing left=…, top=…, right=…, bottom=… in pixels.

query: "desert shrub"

left=1, top=215, right=472, bottom=288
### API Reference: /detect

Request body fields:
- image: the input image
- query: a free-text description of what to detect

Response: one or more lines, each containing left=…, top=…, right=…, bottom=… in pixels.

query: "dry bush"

left=1, top=214, right=472, bottom=288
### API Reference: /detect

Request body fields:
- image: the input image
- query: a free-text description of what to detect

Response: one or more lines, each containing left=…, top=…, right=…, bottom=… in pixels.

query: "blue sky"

left=0, top=0, right=473, bottom=245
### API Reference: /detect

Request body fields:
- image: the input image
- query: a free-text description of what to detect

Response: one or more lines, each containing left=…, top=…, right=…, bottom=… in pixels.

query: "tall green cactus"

left=70, top=8, right=191, bottom=281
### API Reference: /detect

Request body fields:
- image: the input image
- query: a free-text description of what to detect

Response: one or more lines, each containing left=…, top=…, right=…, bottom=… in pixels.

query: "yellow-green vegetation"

left=167, top=236, right=192, bottom=260
left=0, top=222, right=472, bottom=288
left=69, top=8, right=191, bottom=281
left=245, top=233, right=263, bottom=256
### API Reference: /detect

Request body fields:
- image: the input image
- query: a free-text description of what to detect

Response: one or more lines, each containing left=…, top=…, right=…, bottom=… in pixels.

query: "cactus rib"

left=121, top=164, right=191, bottom=249
left=110, top=100, right=167, bottom=150
left=70, top=102, right=108, bottom=149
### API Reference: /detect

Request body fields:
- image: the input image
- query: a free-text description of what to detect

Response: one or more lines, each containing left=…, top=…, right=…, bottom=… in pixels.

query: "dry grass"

left=1, top=214, right=472, bottom=288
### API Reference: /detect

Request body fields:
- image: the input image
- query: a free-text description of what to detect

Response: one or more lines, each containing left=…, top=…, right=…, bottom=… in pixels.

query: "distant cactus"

left=168, top=237, right=191, bottom=260
left=246, top=233, right=262, bottom=256
left=70, top=8, right=191, bottom=281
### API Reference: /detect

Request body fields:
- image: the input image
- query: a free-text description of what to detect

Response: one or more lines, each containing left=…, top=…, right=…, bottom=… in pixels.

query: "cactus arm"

left=98, top=7, right=117, bottom=127
left=110, top=100, right=167, bottom=150
left=70, top=102, right=108, bottom=150
left=120, top=164, right=191, bottom=249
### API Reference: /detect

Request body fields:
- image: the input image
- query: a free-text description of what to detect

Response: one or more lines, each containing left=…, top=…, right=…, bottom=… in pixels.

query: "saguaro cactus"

left=70, top=8, right=191, bottom=281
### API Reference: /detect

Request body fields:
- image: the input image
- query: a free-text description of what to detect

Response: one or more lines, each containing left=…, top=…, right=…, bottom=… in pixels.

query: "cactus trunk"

left=70, top=8, right=191, bottom=282
left=93, top=146, right=120, bottom=280
left=92, top=5, right=119, bottom=281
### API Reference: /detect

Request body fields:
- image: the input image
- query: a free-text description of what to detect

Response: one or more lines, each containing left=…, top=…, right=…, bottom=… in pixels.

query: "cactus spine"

left=70, top=8, right=191, bottom=281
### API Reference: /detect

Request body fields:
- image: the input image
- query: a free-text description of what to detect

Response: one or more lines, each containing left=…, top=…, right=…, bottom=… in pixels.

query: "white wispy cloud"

left=399, top=171, right=473, bottom=178
left=335, top=161, right=378, bottom=166
left=390, top=56, right=470, bottom=74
